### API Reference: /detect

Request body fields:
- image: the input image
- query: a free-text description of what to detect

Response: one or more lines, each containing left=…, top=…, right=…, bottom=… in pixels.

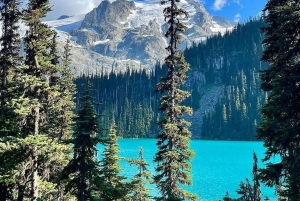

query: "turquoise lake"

left=98, top=139, right=277, bottom=201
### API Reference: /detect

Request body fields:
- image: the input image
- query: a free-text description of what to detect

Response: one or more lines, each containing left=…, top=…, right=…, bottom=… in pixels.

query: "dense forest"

left=1, top=0, right=299, bottom=200
left=188, top=18, right=269, bottom=140
left=75, top=18, right=268, bottom=140
left=0, top=0, right=194, bottom=200
left=75, top=65, right=164, bottom=138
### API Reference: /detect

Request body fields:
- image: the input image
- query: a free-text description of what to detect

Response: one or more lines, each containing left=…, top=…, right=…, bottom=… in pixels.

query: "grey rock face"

left=213, top=16, right=237, bottom=27
left=62, top=0, right=236, bottom=72
left=57, top=15, right=71, bottom=20
left=81, top=0, right=135, bottom=40
left=56, top=41, right=141, bottom=76
left=113, top=20, right=165, bottom=61
left=70, top=29, right=100, bottom=46
left=187, top=86, right=224, bottom=138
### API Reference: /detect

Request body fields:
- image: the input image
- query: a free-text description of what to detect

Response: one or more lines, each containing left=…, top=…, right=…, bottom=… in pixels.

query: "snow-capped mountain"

left=44, top=0, right=235, bottom=74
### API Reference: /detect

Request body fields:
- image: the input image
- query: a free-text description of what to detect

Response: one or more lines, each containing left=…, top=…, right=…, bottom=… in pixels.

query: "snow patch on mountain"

left=93, top=39, right=111, bottom=45
left=125, top=0, right=198, bottom=29
left=45, top=14, right=85, bottom=32
left=39, top=0, right=236, bottom=74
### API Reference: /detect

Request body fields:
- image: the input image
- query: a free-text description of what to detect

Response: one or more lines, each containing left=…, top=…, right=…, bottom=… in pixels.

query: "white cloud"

left=234, top=13, right=241, bottom=22
left=212, top=0, right=227, bottom=11
left=232, top=0, right=240, bottom=5
left=232, top=0, right=243, bottom=8
left=22, top=0, right=115, bottom=20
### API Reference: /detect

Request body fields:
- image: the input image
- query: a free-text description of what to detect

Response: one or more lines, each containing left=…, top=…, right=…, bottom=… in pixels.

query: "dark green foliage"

left=75, top=19, right=268, bottom=141
left=0, top=1, right=74, bottom=200
left=0, top=0, right=22, bottom=137
left=56, top=39, right=76, bottom=141
left=192, top=18, right=269, bottom=140
left=153, top=0, right=196, bottom=200
left=47, top=39, right=76, bottom=142
left=222, top=191, right=239, bottom=201
left=0, top=0, right=22, bottom=92
left=11, top=0, right=68, bottom=199
left=47, top=39, right=76, bottom=200
left=62, top=78, right=104, bottom=201
left=0, top=0, right=69, bottom=199
left=99, top=119, right=131, bottom=200
left=223, top=198, right=239, bottom=201
left=74, top=65, right=164, bottom=138
left=223, top=152, right=261, bottom=201
left=257, top=0, right=300, bottom=200
left=126, top=147, right=152, bottom=201
left=0, top=0, right=22, bottom=134
left=0, top=0, right=22, bottom=199
left=236, top=179, right=256, bottom=200
left=252, top=152, right=261, bottom=201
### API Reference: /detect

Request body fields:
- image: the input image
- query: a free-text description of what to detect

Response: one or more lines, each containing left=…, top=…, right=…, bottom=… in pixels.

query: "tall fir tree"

left=49, top=39, right=76, bottom=200
left=2, top=0, right=67, bottom=199
left=257, top=0, right=300, bottom=200
left=61, top=78, right=104, bottom=201
left=100, top=119, right=131, bottom=200
left=153, top=0, right=196, bottom=200
left=0, top=0, right=22, bottom=136
left=126, top=147, right=152, bottom=201
left=0, top=0, right=22, bottom=199
left=235, top=152, right=261, bottom=201
left=47, top=39, right=75, bottom=141
left=252, top=152, right=261, bottom=201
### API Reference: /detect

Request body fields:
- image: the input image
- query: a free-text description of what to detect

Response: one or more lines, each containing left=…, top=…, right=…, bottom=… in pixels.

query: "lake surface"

left=98, top=139, right=277, bottom=201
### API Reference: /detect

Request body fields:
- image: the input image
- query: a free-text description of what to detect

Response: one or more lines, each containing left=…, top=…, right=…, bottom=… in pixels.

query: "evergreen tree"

left=126, top=147, right=152, bottom=201
left=21, top=1, right=54, bottom=199
left=0, top=0, right=22, bottom=199
left=75, top=65, right=160, bottom=139
left=222, top=191, right=238, bottom=201
left=1, top=0, right=67, bottom=199
left=100, top=119, right=131, bottom=200
left=236, top=178, right=254, bottom=201
left=153, top=0, right=196, bottom=200
left=49, top=39, right=76, bottom=200
left=55, top=39, right=76, bottom=142
left=224, top=152, right=261, bottom=201
left=257, top=0, right=300, bottom=200
left=61, top=78, right=104, bottom=201
left=236, top=152, right=261, bottom=201
left=0, top=0, right=22, bottom=136
left=252, top=152, right=261, bottom=201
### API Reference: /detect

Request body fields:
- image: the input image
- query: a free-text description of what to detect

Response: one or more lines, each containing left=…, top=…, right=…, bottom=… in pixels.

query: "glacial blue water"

left=97, top=139, right=277, bottom=201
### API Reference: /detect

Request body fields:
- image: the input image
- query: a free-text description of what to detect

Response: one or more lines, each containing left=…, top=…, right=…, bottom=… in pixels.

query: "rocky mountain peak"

left=80, top=0, right=136, bottom=40
left=57, top=15, right=71, bottom=20
left=45, top=0, right=236, bottom=74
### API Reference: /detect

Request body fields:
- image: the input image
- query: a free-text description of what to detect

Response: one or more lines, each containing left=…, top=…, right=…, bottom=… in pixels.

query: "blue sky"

left=26, top=0, right=267, bottom=22
left=201, top=0, right=267, bottom=22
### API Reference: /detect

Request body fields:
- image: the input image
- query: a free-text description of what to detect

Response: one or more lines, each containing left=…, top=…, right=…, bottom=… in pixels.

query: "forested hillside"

left=75, top=65, right=164, bottom=138
left=75, top=18, right=268, bottom=140
left=185, top=18, right=269, bottom=140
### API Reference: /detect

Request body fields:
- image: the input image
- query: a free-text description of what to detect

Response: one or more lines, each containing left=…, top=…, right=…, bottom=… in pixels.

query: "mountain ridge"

left=44, top=0, right=236, bottom=75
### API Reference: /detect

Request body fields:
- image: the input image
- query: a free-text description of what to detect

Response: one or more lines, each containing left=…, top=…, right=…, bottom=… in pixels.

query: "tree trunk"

left=17, top=185, right=25, bottom=201
left=78, top=145, right=85, bottom=201
left=57, top=183, right=62, bottom=201
left=0, top=183, right=8, bottom=201
left=31, top=107, right=39, bottom=201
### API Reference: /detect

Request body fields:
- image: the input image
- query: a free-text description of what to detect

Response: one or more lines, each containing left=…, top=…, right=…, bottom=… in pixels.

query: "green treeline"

left=0, top=0, right=194, bottom=200
left=184, top=18, right=269, bottom=140
left=0, top=0, right=153, bottom=199
left=75, top=18, right=268, bottom=140
left=74, top=65, right=165, bottom=138
left=1, top=0, right=299, bottom=200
